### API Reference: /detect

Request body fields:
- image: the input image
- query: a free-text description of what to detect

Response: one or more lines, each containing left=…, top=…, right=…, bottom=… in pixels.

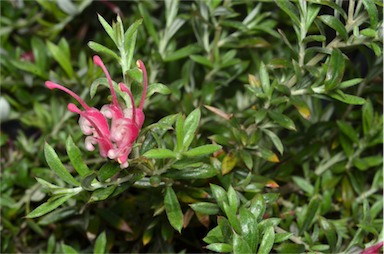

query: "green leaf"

left=164, top=164, right=217, bottom=180
left=362, top=0, right=378, bottom=28
left=61, top=244, right=78, bottom=254
left=90, top=185, right=117, bottom=202
left=249, top=194, right=266, bottom=222
left=274, top=232, right=293, bottom=243
left=259, top=62, right=272, bottom=98
left=81, top=172, right=97, bottom=191
left=183, top=108, right=201, bottom=149
left=292, top=176, right=314, bottom=196
left=353, top=156, right=383, bottom=171
left=210, top=184, right=228, bottom=212
left=147, top=83, right=171, bottom=97
left=362, top=100, right=373, bottom=136
left=163, top=44, right=202, bottom=62
left=324, top=49, right=345, bottom=91
left=66, top=136, right=91, bottom=177
left=339, top=78, right=363, bottom=89
left=138, top=4, right=160, bottom=46
left=31, top=37, right=47, bottom=71
left=143, top=148, right=177, bottom=159
left=268, top=111, right=296, bottom=131
left=239, top=208, right=258, bottom=253
left=318, top=15, right=348, bottom=41
left=263, top=129, right=284, bottom=155
left=44, top=143, right=79, bottom=186
left=319, top=217, right=337, bottom=253
left=124, top=18, right=143, bottom=69
left=300, top=195, right=321, bottom=234
left=26, top=193, right=77, bottom=218
left=337, top=121, right=359, bottom=143
left=175, top=114, right=184, bottom=152
left=98, top=163, right=120, bottom=182
left=164, top=186, right=183, bottom=233
left=233, top=233, right=252, bottom=254
left=47, top=40, right=74, bottom=78
left=227, top=186, right=239, bottom=213
left=258, top=226, right=275, bottom=254
left=328, top=90, right=366, bottom=105
left=10, top=60, right=47, bottom=79
left=223, top=202, right=241, bottom=234
left=203, top=225, right=224, bottom=244
left=190, top=55, right=213, bottom=68
left=88, top=41, right=120, bottom=61
left=183, top=144, right=221, bottom=157
left=206, top=243, right=233, bottom=252
left=97, top=14, right=117, bottom=45
left=93, top=231, right=107, bottom=254
left=274, top=0, right=300, bottom=26
left=190, top=202, right=220, bottom=215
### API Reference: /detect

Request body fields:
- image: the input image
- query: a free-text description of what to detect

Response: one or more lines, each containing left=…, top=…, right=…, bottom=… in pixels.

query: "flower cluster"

left=45, top=55, right=147, bottom=168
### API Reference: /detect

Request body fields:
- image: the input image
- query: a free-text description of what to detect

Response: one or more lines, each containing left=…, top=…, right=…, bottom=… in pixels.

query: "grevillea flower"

left=45, top=55, right=147, bottom=168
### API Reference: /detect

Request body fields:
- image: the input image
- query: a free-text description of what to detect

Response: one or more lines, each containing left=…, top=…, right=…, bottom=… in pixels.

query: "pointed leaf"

left=26, top=193, right=77, bottom=218
left=66, top=136, right=91, bottom=177
left=97, top=14, right=117, bottom=45
left=268, top=111, right=296, bottom=131
left=324, top=49, right=345, bottom=91
left=143, top=148, right=177, bottom=159
left=183, top=144, right=221, bottom=157
left=258, top=226, right=275, bottom=254
left=44, top=143, right=79, bottom=186
left=183, top=108, right=201, bottom=149
left=93, top=231, right=107, bottom=254
left=318, top=15, right=348, bottom=41
left=88, top=41, right=120, bottom=61
left=164, top=186, right=183, bottom=232
left=47, top=40, right=74, bottom=78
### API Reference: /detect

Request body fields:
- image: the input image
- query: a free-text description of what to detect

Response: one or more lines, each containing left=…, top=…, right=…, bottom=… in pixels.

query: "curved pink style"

left=45, top=55, right=148, bottom=168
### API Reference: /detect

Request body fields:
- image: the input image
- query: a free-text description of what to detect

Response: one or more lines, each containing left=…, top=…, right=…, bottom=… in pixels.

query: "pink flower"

left=45, top=55, right=148, bottom=168
left=361, top=242, right=384, bottom=254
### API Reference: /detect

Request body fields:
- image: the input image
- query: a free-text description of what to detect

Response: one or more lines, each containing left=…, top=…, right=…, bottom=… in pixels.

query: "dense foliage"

left=1, top=0, right=383, bottom=253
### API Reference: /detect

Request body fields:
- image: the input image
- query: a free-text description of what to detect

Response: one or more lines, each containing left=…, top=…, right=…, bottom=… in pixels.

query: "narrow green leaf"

left=362, top=0, right=378, bottom=28
left=97, top=14, right=117, bottom=45
left=259, top=62, right=271, bottom=98
left=318, top=15, right=348, bottom=41
left=210, top=184, right=228, bottom=212
left=90, top=185, right=117, bottom=202
left=274, top=232, right=293, bottom=243
left=319, top=217, right=337, bottom=253
left=227, top=186, right=239, bottom=213
left=268, top=111, right=296, bottom=131
left=26, top=193, right=77, bottom=218
left=175, top=114, right=184, bottom=152
left=66, top=136, right=91, bottom=177
left=223, top=202, right=242, bottom=234
left=124, top=18, right=143, bottom=54
left=138, top=4, right=160, bottom=46
left=337, top=121, right=359, bottom=143
left=324, top=49, right=345, bottom=91
left=239, top=208, right=258, bottom=253
left=249, top=194, right=266, bottom=222
left=263, top=129, right=284, bottom=154
left=183, top=108, right=201, bottom=149
left=190, top=55, right=213, bottom=68
left=274, top=0, right=300, bottom=26
left=339, top=78, right=363, bottom=89
left=164, top=164, right=217, bottom=180
left=88, top=41, right=120, bottom=61
left=98, top=162, right=120, bottom=182
left=362, top=100, right=373, bottom=135
left=143, top=148, right=177, bottom=159
left=163, top=44, right=202, bottom=62
left=11, top=60, right=47, bottom=79
left=233, top=233, right=252, bottom=254
left=44, top=143, right=79, bottom=186
left=206, top=243, right=233, bottom=252
left=31, top=37, right=47, bottom=71
left=183, top=144, right=221, bottom=157
left=328, top=90, right=366, bottom=105
left=292, top=176, right=314, bottom=196
left=164, top=186, right=183, bottom=233
left=47, top=40, right=74, bottom=78
left=190, top=202, right=220, bottom=215
left=147, top=83, right=171, bottom=97
left=61, top=244, right=78, bottom=254
left=93, top=231, right=107, bottom=254
left=258, top=226, right=275, bottom=254
left=353, top=156, right=383, bottom=171
left=300, top=195, right=321, bottom=234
